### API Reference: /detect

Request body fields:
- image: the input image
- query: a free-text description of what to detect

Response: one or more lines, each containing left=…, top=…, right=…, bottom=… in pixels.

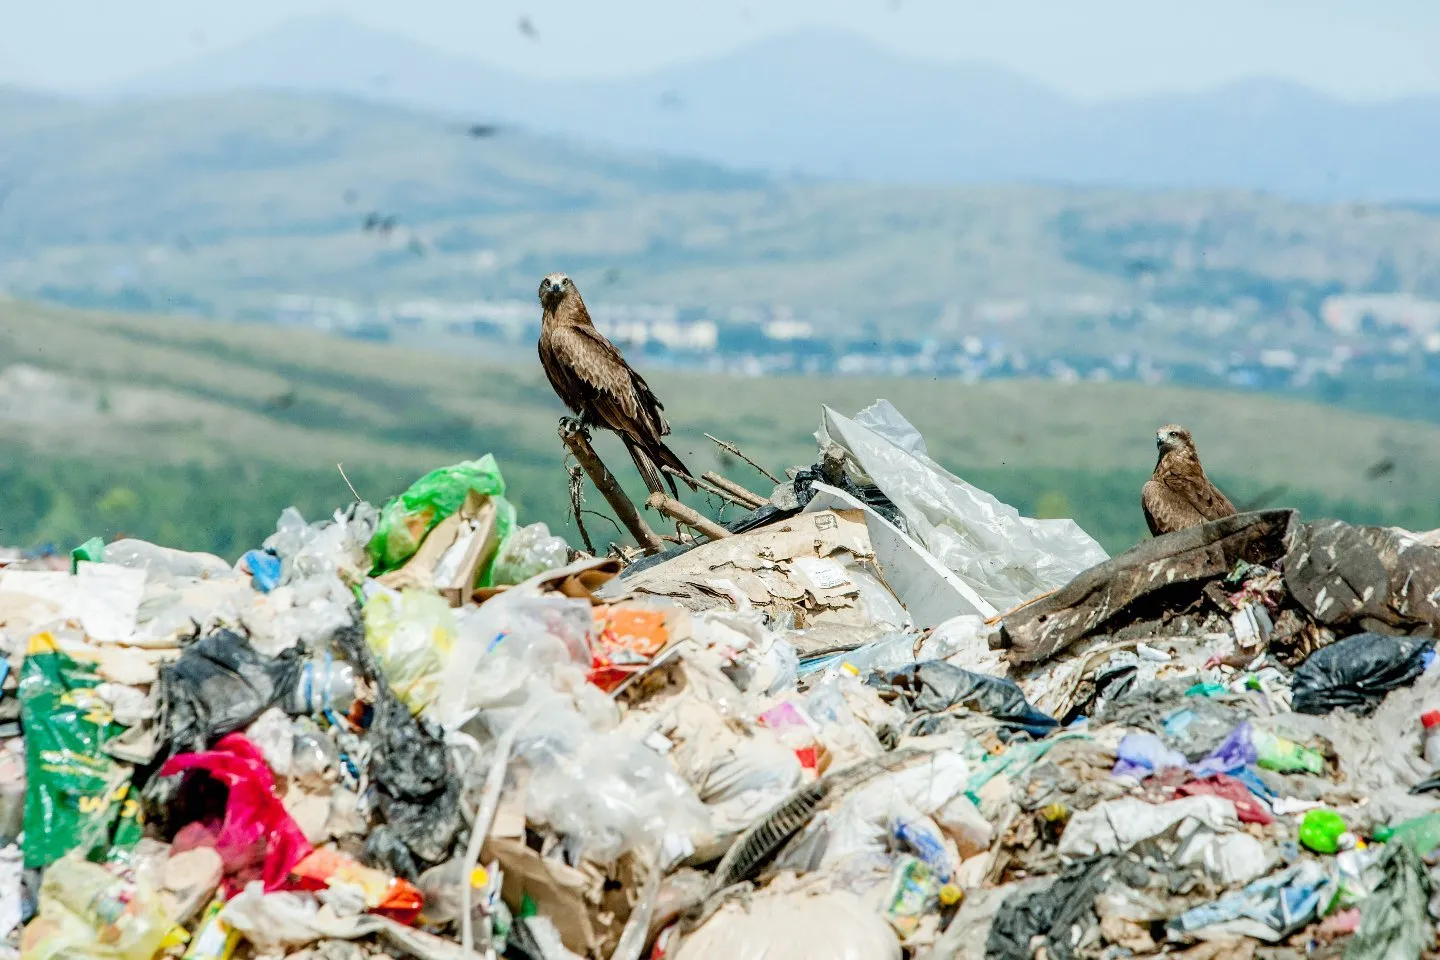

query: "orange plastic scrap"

left=289, top=848, right=425, bottom=925
left=587, top=605, right=670, bottom=693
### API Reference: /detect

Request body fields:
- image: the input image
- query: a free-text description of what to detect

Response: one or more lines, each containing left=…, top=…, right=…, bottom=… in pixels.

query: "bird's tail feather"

left=622, top=435, right=673, bottom=497
left=623, top=435, right=696, bottom=498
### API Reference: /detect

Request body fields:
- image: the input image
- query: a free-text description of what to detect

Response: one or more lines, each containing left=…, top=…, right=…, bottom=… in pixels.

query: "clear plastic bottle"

left=1421, top=711, right=1440, bottom=767
left=285, top=654, right=357, bottom=716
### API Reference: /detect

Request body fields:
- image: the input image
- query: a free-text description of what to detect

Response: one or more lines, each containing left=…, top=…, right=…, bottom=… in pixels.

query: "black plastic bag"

left=988, top=856, right=1116, bottom=960
left=332, top=620, right=462, bottom=878
left=880, top=662, right=1058, bottom=738
left=154, top=628, right=303, bottom=758
left=142, top=628, right=303, bottom=828
left=1291, top=632, right=1434, bottom=716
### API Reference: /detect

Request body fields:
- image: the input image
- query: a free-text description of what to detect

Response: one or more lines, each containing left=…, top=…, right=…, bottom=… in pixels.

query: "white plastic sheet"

left=674, top=885, right=901, bottom=960
left=818, top=401, right=1109, bottom=612
left=1058, top=795, right=1240, bottom=859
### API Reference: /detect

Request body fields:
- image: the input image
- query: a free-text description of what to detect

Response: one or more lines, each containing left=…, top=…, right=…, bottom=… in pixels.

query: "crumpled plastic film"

left=817, top=401, right=1108, bottom=611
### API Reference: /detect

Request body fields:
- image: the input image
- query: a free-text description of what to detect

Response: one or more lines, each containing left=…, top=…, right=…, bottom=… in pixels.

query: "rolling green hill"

left=1, top=297, right=1436, bottom=559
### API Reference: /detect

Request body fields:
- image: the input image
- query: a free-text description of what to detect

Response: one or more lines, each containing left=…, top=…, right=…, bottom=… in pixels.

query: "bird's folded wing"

left=546, top=325, right=640, bottom=420
left=1162, top=472, right=1231, bottom=518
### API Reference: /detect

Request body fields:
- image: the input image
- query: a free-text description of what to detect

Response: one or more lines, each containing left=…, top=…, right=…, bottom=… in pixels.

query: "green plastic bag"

left=20, top=632, right=143, bottom=870
left=368, top=456, right=513, bottom=574
left=1345, top=841, right=1430, bottom=960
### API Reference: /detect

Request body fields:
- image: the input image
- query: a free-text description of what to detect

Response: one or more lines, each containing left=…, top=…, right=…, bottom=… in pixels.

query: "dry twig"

left=704, top=433, right=780, bottom=484
left=567, top=464, right=598, bottom=556
left=664, top=466, right=758, bottom=510
left=336, top=463, right=362, bottom=502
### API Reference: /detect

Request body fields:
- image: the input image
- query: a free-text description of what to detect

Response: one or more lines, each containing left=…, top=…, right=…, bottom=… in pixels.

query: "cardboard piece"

left=483, top=837, right=637, bottom=957
left=603, top=510, right=898, bottom=656
left=379, top=491, right=500, bottom=605
left=473, top=556, right=622, bottom=605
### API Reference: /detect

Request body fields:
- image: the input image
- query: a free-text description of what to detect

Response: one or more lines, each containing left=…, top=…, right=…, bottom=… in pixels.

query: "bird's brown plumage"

left=537, top=272, right=694, bottom=495
left=1141, top=424, right=1237, bottom=536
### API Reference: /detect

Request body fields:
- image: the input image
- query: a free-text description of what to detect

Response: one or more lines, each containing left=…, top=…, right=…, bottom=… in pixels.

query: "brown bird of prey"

left=538, top=272, right=694, bottom=495
left=1142, top=424, right=1238, bottom=536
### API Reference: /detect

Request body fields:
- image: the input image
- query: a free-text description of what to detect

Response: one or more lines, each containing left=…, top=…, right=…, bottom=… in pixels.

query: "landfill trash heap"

left=4, top=399, right=1440, bottom=960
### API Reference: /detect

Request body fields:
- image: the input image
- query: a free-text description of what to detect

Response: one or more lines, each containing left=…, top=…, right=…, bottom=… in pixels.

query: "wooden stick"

left=560, top=422, right=663, bottom=555
left=701, top=471, right=768, bottom=509
left=704, top=433, right=780, bottom=484
left=646, top=493, right=732, bottom=541
left=663, top=466, right=756, bottom=510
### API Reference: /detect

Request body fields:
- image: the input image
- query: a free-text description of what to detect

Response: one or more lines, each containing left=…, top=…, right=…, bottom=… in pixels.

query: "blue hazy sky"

left=5, top=0, right=1440, bottom=101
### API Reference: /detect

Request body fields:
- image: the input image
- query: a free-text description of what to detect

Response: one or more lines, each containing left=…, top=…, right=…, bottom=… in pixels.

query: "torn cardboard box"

left=603, top=510, right=900, bottom=656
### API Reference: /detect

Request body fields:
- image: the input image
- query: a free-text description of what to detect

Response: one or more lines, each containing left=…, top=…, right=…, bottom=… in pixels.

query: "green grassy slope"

left=1, top=298, right=1436, bottom=558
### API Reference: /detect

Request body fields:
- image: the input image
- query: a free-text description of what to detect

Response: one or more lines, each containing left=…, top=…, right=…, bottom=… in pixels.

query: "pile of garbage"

left=4, top=399, right=1440, bottom=960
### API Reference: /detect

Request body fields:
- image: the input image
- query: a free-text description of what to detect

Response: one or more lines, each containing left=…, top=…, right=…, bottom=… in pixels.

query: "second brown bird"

left=1141, top=424, right=1237, bottom=536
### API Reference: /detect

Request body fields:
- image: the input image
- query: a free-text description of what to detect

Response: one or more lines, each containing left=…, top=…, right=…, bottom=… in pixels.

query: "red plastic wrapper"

left=1175, top=773, right=1274, bottom=825
left=160, top=733, right=314, bottom=894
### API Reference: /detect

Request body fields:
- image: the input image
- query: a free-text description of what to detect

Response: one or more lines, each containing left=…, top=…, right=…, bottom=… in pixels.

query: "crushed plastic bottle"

left=20, top=856, right=177, bottom=960
left=891, top=813, right=957, bottom=882
left=882, top=856, right=938, bottom=938
left=285, top=654, right=357, bottom=717
left=1253, top=730, right=1325, bottom=775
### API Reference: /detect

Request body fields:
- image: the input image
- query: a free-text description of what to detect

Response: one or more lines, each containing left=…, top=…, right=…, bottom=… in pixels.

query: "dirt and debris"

left=5, top=399, right=1440, bottom=960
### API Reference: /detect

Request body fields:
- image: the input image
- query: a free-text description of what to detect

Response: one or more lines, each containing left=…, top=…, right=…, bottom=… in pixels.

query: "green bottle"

left=1254, top=730, right=1325, bottom=775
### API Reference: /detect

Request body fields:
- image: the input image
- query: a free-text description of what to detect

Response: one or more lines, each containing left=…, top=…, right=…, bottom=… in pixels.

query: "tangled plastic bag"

left=369, top=456, right=513, bottom=574
left=516, top=708, right=709, bottom=865
left=818, top=402, right=1108, bottom=611
left=489, top=522, right=570, bottom=587
left=364, top=589, right=457, bottom=714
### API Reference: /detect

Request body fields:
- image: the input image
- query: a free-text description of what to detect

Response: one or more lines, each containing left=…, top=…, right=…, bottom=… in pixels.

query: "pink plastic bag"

left=160, top=733, right=313, bottom=893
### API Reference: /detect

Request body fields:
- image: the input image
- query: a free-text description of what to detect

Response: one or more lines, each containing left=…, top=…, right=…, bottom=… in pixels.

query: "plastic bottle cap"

left=470, top=866, right=490, bottom=888
left=939, top=883, right=963, bottom=906
left=1422, top=710, right=1440, bottom=730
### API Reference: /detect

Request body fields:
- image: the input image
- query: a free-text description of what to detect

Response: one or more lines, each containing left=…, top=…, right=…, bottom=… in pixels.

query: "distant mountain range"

left=104, top=16, right=1440, bottom=201
left=4, top=81, right=1440, bottom=329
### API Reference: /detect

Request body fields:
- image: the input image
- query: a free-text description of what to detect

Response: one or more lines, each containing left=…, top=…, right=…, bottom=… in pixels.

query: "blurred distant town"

left=275, top=289, right=1440, bottom=395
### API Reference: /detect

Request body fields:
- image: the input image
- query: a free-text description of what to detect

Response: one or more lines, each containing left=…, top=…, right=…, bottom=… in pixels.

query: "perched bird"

left=1141, top=424, right=1237, bottom=536
left=537, top=273, right=694, bottom=496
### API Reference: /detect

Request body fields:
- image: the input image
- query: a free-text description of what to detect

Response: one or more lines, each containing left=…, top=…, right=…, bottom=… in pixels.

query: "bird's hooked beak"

left=539, top=277, right=567, bottom=306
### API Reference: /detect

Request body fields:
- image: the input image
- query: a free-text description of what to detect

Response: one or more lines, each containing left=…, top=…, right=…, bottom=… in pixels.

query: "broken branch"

left=646, top=492, right=731, bottom=542
left=701, top=471, right=768, bottom=509
left=560, top=422, right=663, bottom=555
left=664, top=466, right=759, bottom=510
left=704, top=433, right=780, bottom=484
